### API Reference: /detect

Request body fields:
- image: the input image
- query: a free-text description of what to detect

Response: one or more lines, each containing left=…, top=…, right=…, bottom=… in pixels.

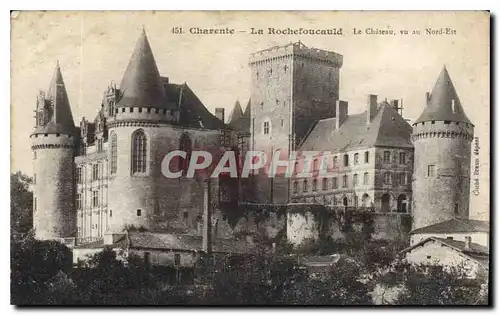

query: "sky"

left=10, top=11, right=490, bottom=219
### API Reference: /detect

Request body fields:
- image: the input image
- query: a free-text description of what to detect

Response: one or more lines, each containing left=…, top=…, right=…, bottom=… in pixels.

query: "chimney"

left=335, top=100, right=348, bottom=130
left=426, top=92, right=431, bottom=105
left=202, top=179, right=212, bottom=255
left=367, top=94, right=378, bottom=124
left=464, top=236, right=472, bottom=251
left=215, top=108, right=225, bottom=122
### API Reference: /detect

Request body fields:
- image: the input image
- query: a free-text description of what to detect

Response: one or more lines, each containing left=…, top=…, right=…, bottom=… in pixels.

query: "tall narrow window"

left=312, top=179, right=317, bottom=191
left=343, top=154, right=349, bottom=167
left=110, top=132, right=117, bottom=174
left=428, top=165, right=436, bottom=177
left=364, top=151, right=369, bottom=163
left=76, top=167, right=82, bottom=184
left=383, top=151, right=391, bottom=163
left=97, top=138, right=103, bottom=153
left=333, top=156, right=338, bottom=168
left=342, top=175, right=348, bottom=187
left=354, top=153, right=359, bottom=165
left=384, top=172, right=391, bottom=185
left=303, top=180, right=308, bottom=192
left=454, top=203, right=459, bottom=215
left=293, top=181, right=298, bottom=193
left=363, top=172, right=369, bottom=185
left=132, top=130, right=147, bottom=174
left=92, top=190, right=99, bottom=208
left=179, top=133, right=192, bottom=173
left=332, top=177, right=338, bottom=189
left=353, top=174, right=358, bottom=186
left=322, top=178, right=328, bottom=190
left=76, top=193, right=82, bottom=210
left=92, top=164, right=100, bottom=181
left=399, top=152, right=406, bottom=164
left=263, top=121, right=270, bottom=135
left=399, top=172, right=407, bottom=185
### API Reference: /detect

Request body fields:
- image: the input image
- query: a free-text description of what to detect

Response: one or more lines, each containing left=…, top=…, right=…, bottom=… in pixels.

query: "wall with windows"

left=106, top=124, right=223, bottom=234
left=75, top=140, right=109, bottom=241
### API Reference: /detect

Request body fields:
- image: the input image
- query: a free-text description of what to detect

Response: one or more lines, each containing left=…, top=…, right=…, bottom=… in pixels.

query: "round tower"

left=30, top=62, right=77, bottom=240
left=106, top=29, right=178, bottom=232
left=411, top=66, right=474, bottom=230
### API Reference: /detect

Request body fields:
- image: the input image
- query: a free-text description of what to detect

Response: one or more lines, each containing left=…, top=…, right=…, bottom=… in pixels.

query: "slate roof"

left=401, top=236, right=489, bottom=256
left=34, top=62, right=76, bottom=135
left=299, top=102, right=413, bottom=152
left=116, top=29, right=170, bottom=109
left=227, top=100, right=244, bottom=124
left=414, top=66, right=472, bottom=124
left=228, top=99, right=251, bottom=133
left=410, top=218, right=490, bottom=235
left=75, top=232, right=259, bottom=255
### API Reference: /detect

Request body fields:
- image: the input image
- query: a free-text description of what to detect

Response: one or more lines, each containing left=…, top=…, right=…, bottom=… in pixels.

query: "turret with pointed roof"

left=414, top=66, right=472, bottom=125
left=116, top=29, right=170, bottom=109
left=411, top=66, right=475, bottom=230
left=227, top=100, right=244, bottom=124
left=33, top=62, right=76, bottom=135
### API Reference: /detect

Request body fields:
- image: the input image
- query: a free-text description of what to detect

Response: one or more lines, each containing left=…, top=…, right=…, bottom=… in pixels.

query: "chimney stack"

left=335, top=100, right=348, bottom=130
left=202, top=179, right=212, bottom=255
left=215, top=108, right=225, bottom=122
left=464, top=236, right=472, bottom=251
left=367, top=94, right=378, bottom=125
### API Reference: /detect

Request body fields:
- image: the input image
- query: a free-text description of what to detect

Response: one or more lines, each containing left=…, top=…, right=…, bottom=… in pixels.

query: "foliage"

left=11, top=172, right=33, bottom=234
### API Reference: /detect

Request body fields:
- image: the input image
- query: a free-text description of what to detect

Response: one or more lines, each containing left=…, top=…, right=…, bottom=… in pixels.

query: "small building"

left=73, top=231, right=260, bottom=268
left=401, top=236, right=489, bottom=279
left=408, top=218, right=489, bottom=248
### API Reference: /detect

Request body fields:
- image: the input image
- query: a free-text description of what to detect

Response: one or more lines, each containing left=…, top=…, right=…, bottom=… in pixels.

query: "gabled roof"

left=116, top=29, right=170, bottom=109
left=227, top=100, right=244, bottom=124
left=228, top=98, right=251, bottom=133
left=34, top=62, right=76, bottom=135
left=414, top=66, right=472, bottom=124
left=410, top=218, right=489, bottom=235
left=299, top=102, right=413, bottom=152
left=401, top=236, right=489, bottom=256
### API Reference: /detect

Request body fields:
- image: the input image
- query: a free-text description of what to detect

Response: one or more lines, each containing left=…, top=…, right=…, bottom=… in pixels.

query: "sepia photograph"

left=10, top=10, right=490, bottom=306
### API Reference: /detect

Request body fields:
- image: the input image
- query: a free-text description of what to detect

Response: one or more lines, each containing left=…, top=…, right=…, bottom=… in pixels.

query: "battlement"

left=108, top=106, right=179, bottom=127
left=412, top=120, right=474, bottom=142
left=249, top=42, right=343, bottom=67
left=31, top=132, right=76, bottom=150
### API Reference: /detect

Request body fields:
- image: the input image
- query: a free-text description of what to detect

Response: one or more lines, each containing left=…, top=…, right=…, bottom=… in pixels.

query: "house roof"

left=34, top=62, right=76, bottom=135
left=414, top=66, right=472, bottom=124
left=401, top=236, right=489, bottom=256
left=227, top=100, right=244, bottom=124
left=116, top=29, right=170, bottom=109
left=75, top=232, right=259, bottom=255
left=410, top=218, right=490, bottom=235
left=299, top=102, right=413, bottom=152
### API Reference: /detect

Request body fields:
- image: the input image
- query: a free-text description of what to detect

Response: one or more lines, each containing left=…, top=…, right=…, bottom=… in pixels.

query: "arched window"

left=110, top=132, right=117, bottom=174
left=293, top=181, right=298, bottom=194
left=312, top=178, right=317, bottom=191
left=131, top=130, right=147, bottom=174
left=303, top=179, right=308, bottom=192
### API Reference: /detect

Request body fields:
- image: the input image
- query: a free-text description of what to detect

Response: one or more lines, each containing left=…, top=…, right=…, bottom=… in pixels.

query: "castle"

left=30, top=30, right=476, bottom=259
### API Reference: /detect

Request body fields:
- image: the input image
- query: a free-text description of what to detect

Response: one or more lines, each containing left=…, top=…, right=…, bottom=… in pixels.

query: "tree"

left=11, top=172, right=33, bottom=235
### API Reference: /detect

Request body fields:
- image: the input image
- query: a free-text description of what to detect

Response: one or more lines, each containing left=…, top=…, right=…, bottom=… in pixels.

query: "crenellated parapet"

left=249, top=41, right=343, bottom=67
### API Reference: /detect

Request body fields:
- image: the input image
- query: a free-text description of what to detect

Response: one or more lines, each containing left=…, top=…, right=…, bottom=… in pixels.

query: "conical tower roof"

left=116, top=29, right=168, bottom=108
left=414, top=66, right=471, bottom=124
left=227, top=100, right=244, bottom=124
left=242, top=98, right=251, bottom=119
left=35, top=62, right=76, bottom=135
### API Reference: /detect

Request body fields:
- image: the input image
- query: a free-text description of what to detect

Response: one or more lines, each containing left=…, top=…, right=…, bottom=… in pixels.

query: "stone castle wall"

left=411, top=121, right=474, bottom=229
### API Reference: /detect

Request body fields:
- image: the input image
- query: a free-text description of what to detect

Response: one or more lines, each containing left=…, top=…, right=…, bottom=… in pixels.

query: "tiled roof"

left=34, top=63, right=76, bottom=135
left=116, top=29, right=170, bottom=109
left=410, top=218, right=490, bottom=235
left=127, top=232, right=258, bottom=255
left=414, top=66, right=471, bottom=124
left=401, top=236, right=489, bottom=256
left=299, top=102, right=413, bottom=152
left=177, top=84, right=227, bottom=130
